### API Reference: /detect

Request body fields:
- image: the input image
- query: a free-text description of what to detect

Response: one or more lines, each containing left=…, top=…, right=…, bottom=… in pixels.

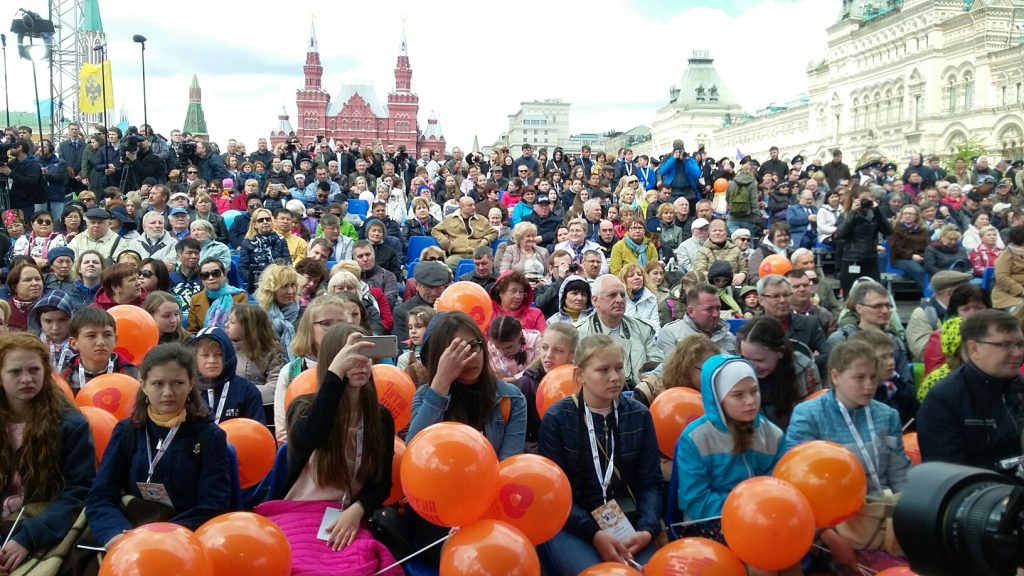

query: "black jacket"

left=835, top=206, right=892, bottom=262
left=524, top=210, right=562, bottom=252
left=121, top=149, right=166, bottom=190
left=918, top=362, right=1024, bottom=474
left=8, top=154, right=46, bottom=208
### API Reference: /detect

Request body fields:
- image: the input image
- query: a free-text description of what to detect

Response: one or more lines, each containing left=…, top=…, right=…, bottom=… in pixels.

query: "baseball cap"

left=691, top=217, right=710, bottom=230
left=169, top=207, right=189, bottom=216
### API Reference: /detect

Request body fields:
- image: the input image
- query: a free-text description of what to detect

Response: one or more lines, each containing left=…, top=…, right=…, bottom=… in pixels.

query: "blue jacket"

left=238, top=232, right=291, bottom=292
left=9, top=409, right=95, bottom=553
left=65, top=281, right=100, bottom=309
left=786, top=204, right=816, bottom=247
left=85, top=416, right=232, bottom=545
left=539, top=393, right=663, bottom=541
left=672, top=355, right=785, bottom=522
left=193, top=327, right=266, bottom=424
left=408, top=381, right=527, bottom=461
left=657, top=155, right=701, bottom=196
left=786, top=391, right=910, bottom=495
left=228, top=213, right=251, bottom=248
left=42, top=153, right=69, bottom=201
left=510, top=201, right=534, bottom=227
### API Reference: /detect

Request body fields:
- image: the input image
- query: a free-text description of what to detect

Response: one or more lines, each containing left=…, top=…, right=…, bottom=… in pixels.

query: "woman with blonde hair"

left=499, top=221, right=549, bottom=275
left=619, top=263, right=660, bottom=328
left=239, top=207, right=290, bottom=292
left=256, top=263, right=301, bottom=354
left=924, top=224, right=970, bottom=276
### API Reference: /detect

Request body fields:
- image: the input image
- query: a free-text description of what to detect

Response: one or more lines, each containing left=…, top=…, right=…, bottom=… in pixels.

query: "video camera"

left=894, top=462, right=1024, bottom=576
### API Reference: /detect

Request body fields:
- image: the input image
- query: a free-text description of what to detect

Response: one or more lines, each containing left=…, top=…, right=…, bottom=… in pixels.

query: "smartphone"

left=360, top=335, right=399, bottom=359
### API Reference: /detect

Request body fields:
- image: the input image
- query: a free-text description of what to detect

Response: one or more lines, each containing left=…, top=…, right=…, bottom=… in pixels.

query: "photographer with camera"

left=192, top=141, right=229, bottom=184
left=120, top=137, right=165, bottom=191
left=834, top=187, right=893, bottom=295
left=657, top=140, right=704, bottom=212
left=917, top=309, right=1024, bottom=474
left=0, top=138, right=46, bottom=219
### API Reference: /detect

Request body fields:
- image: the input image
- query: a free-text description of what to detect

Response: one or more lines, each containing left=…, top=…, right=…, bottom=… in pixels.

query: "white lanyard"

left=583, top=399, right=617, bottom=503
left=78, top=357, right=114, bottom=389
left=145, top=425, right=180, bottom=483
left=837, top=400, right=883, bottom=493
left=206, top=383, right=231, bottom=425
left=638, top=166, right=649, bottom=182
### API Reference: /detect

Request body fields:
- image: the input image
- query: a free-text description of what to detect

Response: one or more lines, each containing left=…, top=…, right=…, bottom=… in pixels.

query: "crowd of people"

left=0, top=121, right=1022, bottom=574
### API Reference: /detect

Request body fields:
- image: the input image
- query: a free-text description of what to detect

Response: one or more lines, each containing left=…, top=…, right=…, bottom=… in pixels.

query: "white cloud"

left=3, top=0, right=839, bottom=151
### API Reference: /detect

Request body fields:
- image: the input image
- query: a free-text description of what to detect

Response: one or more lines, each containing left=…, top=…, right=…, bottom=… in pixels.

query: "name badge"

left=136, top=482, right=174, bottom=507
left=848, top=264, right=861, bottom=274
left=317, top=507, right=342, bottom=541
left=591, top=499, right=636, bottom=543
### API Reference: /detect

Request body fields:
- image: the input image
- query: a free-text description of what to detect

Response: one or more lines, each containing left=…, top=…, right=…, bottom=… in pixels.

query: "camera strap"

left=838, top=401, right=883, bottom=493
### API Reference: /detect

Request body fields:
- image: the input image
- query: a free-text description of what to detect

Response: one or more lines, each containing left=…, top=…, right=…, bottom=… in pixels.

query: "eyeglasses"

left=759, top=292, right=793, bottom=300
left=735, top=237, right=750, bottom=242
left=34, top=219, right=52, bottom=225
left=256, top=217, right=272, bottom=223
left=465, top=339, right=484, bottom=353
left=859, top=302, right=893, bottom=310
left=975, top=340, right=1024, bottom=352
left=139, top=269, right=155, bottom=279
left=313, top=318, right=343, bottom=330
left=200, top=269, right=223, bottom=280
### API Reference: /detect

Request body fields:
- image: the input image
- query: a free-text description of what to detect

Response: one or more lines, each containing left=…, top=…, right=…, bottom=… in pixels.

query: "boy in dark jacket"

left=191, top=327, right=265, bottom=424
left=62, top=307, right=139, bottom=391
left=29, top=289, right=77, bottom=371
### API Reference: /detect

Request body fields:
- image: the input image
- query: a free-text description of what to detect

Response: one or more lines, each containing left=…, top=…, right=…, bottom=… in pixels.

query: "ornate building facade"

left=276, top=23, right=445, bottom=156
left=654, top=0, right=1024, bottom=165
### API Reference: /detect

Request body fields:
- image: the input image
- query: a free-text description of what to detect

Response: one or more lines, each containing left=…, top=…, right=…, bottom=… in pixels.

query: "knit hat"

left=47, top=246, right=75, bottom=266
left=222, top=178, right=234, bottom=189
left=707, top=260, right=734, bottom=285
left=713, top=359, right=758, bottom=404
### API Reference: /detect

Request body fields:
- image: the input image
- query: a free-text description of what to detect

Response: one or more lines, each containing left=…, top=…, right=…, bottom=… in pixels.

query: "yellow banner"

left=79, top=61, right=113, bottom=114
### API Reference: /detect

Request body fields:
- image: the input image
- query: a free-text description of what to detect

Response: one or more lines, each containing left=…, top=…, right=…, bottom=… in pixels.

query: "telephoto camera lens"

left=894, top=462, right=1024, bottom=576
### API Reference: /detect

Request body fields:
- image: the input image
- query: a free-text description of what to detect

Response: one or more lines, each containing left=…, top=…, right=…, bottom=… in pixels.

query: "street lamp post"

left=133, top=34, right=147, bottom=135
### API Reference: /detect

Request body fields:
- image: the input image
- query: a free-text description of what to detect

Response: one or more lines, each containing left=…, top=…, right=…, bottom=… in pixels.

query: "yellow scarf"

left=147, top=406, right=187, bottom=428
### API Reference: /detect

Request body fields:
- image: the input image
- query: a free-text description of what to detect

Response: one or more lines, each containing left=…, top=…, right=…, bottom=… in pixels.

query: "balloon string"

left=902, top=418, right=915, bottom=432
left=811, top=543, right=878, bottom=575
left=76, top=545, right=106, bottom=552
left=373, top=531, right=454, bottom=575
left=1, top=507, right=23, bottom=549
left=668, top=515, right=721, bottom=528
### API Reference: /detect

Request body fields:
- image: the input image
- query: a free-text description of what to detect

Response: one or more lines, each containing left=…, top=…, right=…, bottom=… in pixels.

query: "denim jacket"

left=408, top=381, right=527, bottom=461
left=539, top=393, right=663, bottom=541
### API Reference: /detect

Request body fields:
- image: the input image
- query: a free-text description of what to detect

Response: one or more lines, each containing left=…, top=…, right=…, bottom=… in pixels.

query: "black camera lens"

left=894, top=462, right=1024, bottom=576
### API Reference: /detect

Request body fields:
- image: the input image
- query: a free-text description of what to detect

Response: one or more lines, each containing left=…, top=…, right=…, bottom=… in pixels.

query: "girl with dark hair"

left=256, top=324, right=396, bottom=571
left=144, top=291, right=188, bottom=344
left=137, top=258, right=171, bottom=294
left=0, top=333, right=96, bottom=573
left=538, top=334, right=662, bottom=573
left=227, top=304, right=287, bottom=410
left=486, top=315, right=542, bottom=381
left=671, top=354, right=786, bottom=558
left=738, top=316, right=821, bottom=430
left=85, top=343, right=232, bottom=547
left=407, top=311, right=527, bottom=568
left=396, top=306, right=435, bottom=385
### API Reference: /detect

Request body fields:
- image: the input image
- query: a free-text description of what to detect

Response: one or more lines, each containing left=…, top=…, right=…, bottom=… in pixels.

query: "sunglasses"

left=187, top=170, right=198, bottom=174
left=35, top=219, right=52, bottom=225
left=200, top=269, right=223, bottom=280
left=256, top=217, right=272, bottom=223
left=425, top=256, right=442, bottom=261
left=139, top=269, right=155, bottom=279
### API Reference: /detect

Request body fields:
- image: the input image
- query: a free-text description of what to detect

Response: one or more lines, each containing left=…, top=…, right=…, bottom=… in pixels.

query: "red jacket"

left=489, top=270, right=546, bottom=333
left=369, top=287, right=393, bottom=333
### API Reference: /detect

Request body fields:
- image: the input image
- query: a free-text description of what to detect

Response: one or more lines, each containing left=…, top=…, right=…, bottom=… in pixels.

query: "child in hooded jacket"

left=191, top=327, right=265, bottom=424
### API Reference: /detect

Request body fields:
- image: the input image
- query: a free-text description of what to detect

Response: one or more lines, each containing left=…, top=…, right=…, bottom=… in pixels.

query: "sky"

left=3, top=0, right=841, bottom=151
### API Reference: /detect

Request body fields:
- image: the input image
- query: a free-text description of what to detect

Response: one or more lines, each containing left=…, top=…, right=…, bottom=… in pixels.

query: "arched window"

left=853, top=98, right=861, bottom=129
left=964, top=72, right=974, bottom=110
left=884, top=90, right=892, bottom=124
left=896, top=89, right=904, bottom=121
left=342, top=119, right=348, bottom=130
left=947, top=77, right=957, bottom=113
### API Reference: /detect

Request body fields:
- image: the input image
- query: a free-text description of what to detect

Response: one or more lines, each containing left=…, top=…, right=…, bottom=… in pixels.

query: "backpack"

left=727, top=179, right=754, bottom=217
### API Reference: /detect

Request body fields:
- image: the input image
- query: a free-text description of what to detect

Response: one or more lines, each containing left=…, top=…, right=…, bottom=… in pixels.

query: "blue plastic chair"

left=407, top=236, right=440, bottom=262
left=230, top=250, right=240, bottom=264
left=454, top=258, right=474, bottom=279
left=229, top=260, right=244, bottom=289
left=348, top=199, right=370, bottom=217
left=982, top=266, right=996, bottom=292
left=491, top=237, right=506, bottom=255
left=726, top=318, right=746, bottom=335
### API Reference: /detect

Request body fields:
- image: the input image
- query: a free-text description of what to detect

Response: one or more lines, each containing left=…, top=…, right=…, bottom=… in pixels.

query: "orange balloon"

left=903, top=432, right=921, bottom=465
left=773, top=440, right=867, bottom=528
left=108, top=304, right=159, bottom=364
left=722, top=476, right=815, bottom=570
left=801, top=389, right=828, bottom=403
left=53, top=373, right=74, bottom=401
left=758, top=254, right=793, bottom=278
left=535, top=364, right=578, bottom=420
left=435, top=282, right=493, bottom=332
left=713, top=178, right=729, bottom=194
left=645, top=537, right=746, bottom=576
left=385, top=437, right=405, bottom=506
left=876, top=568, right=918, bottom=575
left=283, top=368, right=318, bottom=412
left=75, top=373, right=139, bottom=419
left=195, top=512, right=291, bottom=576
left=485, top=454, right=571, bottom=545
left=401, top=422, right=499, bottom=527
left=650, top=388, right=705, bottom=457
left=219, top=418, right=276, bottom=489
left=99, top=522, right=212, bottom=576
left=439, top=519, right=539, bottom=576
left=372, top=364, right=415, bottom=432
left=578, top=563, right=641, bottom=576
left=80, top=406, right=117, bottom=464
